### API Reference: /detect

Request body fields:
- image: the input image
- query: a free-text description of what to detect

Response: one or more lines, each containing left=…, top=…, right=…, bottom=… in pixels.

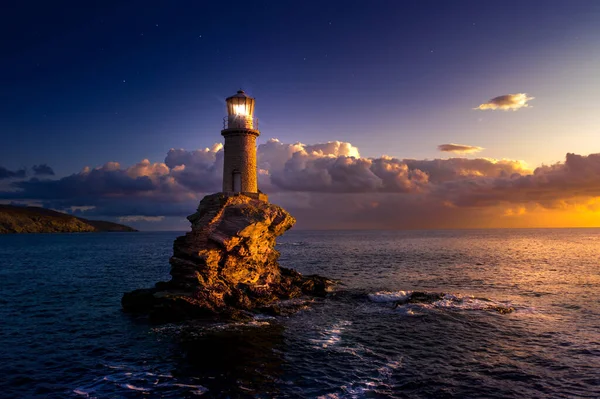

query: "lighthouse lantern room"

left=225, top=90, right=256, bottom=130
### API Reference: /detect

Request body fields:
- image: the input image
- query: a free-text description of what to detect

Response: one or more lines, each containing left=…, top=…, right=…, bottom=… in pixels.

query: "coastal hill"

left=0, top=205, right=137, bottom=234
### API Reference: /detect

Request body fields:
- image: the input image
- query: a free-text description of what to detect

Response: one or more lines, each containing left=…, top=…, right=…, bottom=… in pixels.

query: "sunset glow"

left=2, top=3, right=600, bottom=398
left=0, top=2, right=598, bottom=231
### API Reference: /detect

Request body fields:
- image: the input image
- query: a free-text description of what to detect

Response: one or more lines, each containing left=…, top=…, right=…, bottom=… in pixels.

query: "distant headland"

left=0, top=205, right=137, bottom=234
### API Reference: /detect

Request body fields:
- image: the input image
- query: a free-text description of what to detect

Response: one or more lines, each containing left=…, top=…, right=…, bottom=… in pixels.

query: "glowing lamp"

left=225, top=90, right=256, bottom=129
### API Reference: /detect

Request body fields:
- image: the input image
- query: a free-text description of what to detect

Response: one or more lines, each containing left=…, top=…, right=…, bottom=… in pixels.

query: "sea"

left=0, top=229, right=599, bottom=398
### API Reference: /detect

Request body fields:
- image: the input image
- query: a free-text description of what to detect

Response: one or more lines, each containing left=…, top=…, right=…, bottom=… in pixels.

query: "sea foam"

left=367, top=290, right=411, bottom=303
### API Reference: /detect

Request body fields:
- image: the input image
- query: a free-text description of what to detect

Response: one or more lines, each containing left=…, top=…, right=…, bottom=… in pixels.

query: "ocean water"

left=0, top=229, right=599, bottom=398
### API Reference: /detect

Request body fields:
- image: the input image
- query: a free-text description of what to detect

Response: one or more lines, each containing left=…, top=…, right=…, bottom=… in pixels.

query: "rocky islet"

left=122, top=193, right=334, bottom=321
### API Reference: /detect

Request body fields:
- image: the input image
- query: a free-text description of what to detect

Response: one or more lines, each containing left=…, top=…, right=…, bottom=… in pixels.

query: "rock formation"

left=122, top=193, right=333, bottom=321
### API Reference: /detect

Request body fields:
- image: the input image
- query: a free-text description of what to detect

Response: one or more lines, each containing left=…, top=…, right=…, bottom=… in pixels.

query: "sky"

left=1, top=1, right=600, bottom=230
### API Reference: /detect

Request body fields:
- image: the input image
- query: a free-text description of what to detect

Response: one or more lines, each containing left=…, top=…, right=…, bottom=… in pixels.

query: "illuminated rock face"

left=170, top=193, right=294, bottom=290
left=122, top=193, right=333, bottom=321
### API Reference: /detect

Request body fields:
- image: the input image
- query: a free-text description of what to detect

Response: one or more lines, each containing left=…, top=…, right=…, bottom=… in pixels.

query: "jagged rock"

left=122, top=193, right=334, bottom=322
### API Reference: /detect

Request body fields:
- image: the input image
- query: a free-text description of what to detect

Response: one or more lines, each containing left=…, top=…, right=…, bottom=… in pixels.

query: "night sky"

left=2, top=1, right=600, bottom=230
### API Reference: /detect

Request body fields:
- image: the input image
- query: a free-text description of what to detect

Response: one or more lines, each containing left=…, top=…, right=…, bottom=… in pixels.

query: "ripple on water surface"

left=0, top=230, right=599, bottom=398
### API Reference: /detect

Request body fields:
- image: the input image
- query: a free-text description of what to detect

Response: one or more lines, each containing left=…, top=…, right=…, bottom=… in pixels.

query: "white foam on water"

left=318, top=354, right=401, bottom=399
left=430, top=293, right=516, bottom=313
left=75, top=364, right=210, bottom=397
left=368, top=290, right=411, bottom=303
left=340, top=383, right=374, bottom=397
left=173, top=383, right=209, bottom=395
left=278, top=241, right=307, bottom=246
left=369, top=290, right=527, bottom=315
left=434, top=296, right=493, bottom=310
left=213, top=319, right=271, bottom=330
left=121, top=383, right=150, bottom=391
left=310, top=320, right=352, bottom=349
left=394, top=306, right=420, bottom=316
left=153, top=318, right=272, bottom=340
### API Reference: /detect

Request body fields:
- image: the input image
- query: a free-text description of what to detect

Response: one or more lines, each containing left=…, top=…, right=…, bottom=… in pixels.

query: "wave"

left=367, top=290, right=411, bottom=303
left=368, top=290, right=517, bottom=314
left=151, top=317, right=272, bottom=338
left=277, top=241, right=308, bottom=247
left=73, top=365, right=208, bottom=397
left=310, top=320, right=352, bottom=349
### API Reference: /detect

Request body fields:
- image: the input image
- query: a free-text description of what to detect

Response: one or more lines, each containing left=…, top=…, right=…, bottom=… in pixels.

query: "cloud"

left=438, top=144, right=484, bottom=154
left=474, top=93, right=534, bottom=111
left=0, top=166, right=26, bottom=180
left=260, top=139, right=430, bottom=193
left=268, top=153, right=429, bottom=193
left=403, top=157, right=529, bottom=184
left=11, top=163, right=159, bottom=200
left=32, top=164, right=55, bottom=176
left=165, top=144, right=223, bottom=192
left=437, top=152, right=600, bottom=208
left=2, top=139, right=599, bottom=229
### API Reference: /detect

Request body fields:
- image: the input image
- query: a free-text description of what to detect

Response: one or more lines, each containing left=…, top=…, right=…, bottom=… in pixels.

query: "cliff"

left=122, top=193, right=333, bottom=321
left=0, top=205, right=137, bottom=234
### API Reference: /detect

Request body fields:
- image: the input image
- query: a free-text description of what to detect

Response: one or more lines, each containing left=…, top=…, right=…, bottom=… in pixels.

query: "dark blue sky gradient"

left=1, top=1, right=599, bottom=176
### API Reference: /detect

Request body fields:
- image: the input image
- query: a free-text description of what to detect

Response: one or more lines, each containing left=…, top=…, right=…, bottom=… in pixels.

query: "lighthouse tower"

left=221, top=90, right=262, bottom=198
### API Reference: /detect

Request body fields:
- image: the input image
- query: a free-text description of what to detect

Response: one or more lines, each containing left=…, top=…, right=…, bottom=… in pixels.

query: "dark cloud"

left=32, top=164, right=55, bottom=176
left=403, top=158, right=528, bottom=184
left=0, top=166, right=26, bottom=180
left=165, top=145, right=223, bottom=191
left=438, top=144, right=483, bottom=154
left=437, top=153, right=600, bottom=207
left=12, top=165, right=156, bottom=200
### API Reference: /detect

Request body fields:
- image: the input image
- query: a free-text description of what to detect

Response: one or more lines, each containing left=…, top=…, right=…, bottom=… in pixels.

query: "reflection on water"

left=173, top=323, right=287, bottom=397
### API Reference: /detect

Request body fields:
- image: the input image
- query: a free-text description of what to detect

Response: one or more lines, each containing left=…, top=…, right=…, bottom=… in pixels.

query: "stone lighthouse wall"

left=222, top=131, right=258, bottom=193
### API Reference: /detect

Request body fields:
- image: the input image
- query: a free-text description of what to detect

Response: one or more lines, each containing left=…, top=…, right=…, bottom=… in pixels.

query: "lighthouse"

left=221, top=90, right=266, bottom=200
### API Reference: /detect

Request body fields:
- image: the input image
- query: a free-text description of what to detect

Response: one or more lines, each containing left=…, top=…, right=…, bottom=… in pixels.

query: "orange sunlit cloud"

left=438, top=144, right=484, bottom=154
left=475, top=93, right=534, bottom=111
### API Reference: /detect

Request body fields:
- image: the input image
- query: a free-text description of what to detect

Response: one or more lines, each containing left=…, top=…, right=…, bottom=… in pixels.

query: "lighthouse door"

left=233, top=171, right=242, bottom=192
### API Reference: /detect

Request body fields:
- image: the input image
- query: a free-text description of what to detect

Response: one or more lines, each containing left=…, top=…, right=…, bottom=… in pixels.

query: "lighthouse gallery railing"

left=223, top=116, right=259, bottom=130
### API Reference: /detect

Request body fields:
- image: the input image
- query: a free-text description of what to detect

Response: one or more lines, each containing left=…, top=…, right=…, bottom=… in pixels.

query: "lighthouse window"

left=233, top=171, right=242, bottom=192
left=232, top=104, right=248, bottom=116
